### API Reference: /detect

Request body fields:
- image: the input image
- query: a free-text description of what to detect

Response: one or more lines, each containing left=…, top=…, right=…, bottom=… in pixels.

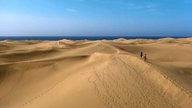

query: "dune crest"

left=0, top=38, right=192, bottom=108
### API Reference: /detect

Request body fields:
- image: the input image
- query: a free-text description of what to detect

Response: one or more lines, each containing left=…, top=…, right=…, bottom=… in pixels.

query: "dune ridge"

left=88, top=53, right=192, bottom=108
left=0, top=38, right=192, bottom=108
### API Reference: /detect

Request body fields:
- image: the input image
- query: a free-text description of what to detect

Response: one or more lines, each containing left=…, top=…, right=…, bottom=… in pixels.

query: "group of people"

left=140, top=51, right=147, bottom=62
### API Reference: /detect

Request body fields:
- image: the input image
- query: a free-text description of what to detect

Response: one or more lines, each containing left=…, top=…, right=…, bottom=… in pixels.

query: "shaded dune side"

left=0, top=55, right=90, bottom=108
left=0, top=49, right=58, bottom=62
left=57, top=40, right=93, bottom=49
left=0, top=40, right=93, bottom=63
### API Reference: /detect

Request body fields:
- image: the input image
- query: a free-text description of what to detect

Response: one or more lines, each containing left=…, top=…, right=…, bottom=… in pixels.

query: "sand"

left=0, top=38, right=192, bottom=108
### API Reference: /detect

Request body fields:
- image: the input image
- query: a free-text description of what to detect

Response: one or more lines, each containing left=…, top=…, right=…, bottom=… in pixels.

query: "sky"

left=0, top=0, right=192, bottom=36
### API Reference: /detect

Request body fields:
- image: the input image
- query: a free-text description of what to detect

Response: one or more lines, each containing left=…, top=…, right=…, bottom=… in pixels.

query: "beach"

left=0, top=38, right=192, bottom=108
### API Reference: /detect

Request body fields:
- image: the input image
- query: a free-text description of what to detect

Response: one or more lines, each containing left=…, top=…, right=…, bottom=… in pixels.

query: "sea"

left=0, top=36, right=191, bottom=41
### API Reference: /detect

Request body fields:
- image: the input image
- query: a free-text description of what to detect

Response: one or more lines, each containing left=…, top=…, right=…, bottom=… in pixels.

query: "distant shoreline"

left=0, top=36, right=191, bottom=41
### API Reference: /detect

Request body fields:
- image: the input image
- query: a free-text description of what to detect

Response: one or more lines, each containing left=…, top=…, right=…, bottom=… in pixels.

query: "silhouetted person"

left=144, top=54, right=147, bottom=62
left=140, top=51, right=143, bottom=58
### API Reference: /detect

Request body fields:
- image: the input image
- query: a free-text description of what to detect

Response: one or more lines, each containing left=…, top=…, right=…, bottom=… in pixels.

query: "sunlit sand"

left=0, top=38, right=192, bottom=108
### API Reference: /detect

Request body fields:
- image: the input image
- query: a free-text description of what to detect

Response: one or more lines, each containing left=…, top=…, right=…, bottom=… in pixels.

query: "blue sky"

left=0, top=0, right=192, bottom=36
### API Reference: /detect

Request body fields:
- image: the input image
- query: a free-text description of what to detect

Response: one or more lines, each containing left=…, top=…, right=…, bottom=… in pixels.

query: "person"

left=144, top=54, right=147, bottom=62
left=140, top=51, right=143, bottom=58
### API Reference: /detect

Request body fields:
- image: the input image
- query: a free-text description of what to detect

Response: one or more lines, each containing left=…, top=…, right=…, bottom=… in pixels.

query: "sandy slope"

left=0, top=38, right=192, bottom=108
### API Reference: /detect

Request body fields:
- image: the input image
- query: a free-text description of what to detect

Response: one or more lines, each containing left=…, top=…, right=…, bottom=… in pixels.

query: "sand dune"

left=0, top=38, right=192, bottom=108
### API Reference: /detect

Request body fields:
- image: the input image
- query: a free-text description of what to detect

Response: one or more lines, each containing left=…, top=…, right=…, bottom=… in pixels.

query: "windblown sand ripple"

left=0, top=38, right=192, bottom=108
